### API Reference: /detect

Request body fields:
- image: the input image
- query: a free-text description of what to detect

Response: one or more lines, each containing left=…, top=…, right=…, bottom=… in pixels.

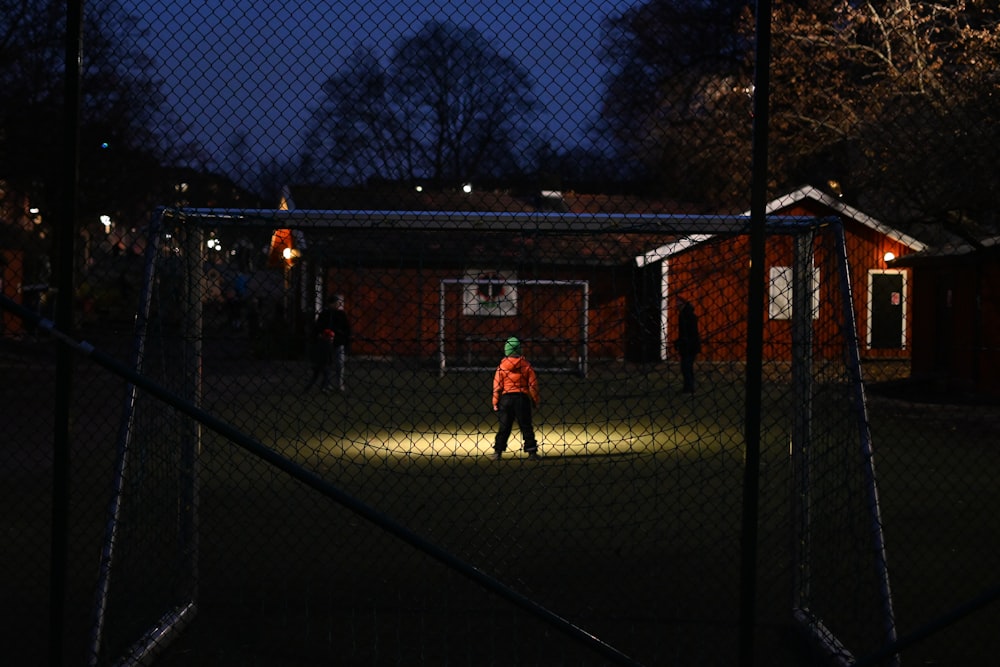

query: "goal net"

left=437, top=277, right=588, bottom=376
left=786, top=225, right=898, bottom=665
left=86, top=206, right=896, bottom=665
left=87, top=213, right=200, bottom=666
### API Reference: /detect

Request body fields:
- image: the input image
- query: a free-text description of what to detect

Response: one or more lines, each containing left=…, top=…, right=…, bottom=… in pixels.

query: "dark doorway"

left=626, top=264, right=663, bottom=362
left=870, top=272, right=904, bottom=349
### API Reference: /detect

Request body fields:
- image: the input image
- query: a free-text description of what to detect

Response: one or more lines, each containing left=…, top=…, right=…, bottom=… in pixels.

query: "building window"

left=769, top=265, right=820, bottom=320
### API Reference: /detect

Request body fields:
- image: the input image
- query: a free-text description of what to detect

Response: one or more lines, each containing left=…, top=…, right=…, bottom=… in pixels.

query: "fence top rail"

left=159, top=207, right=835, bottom=235
left=439, top=278, right=588, bottom=286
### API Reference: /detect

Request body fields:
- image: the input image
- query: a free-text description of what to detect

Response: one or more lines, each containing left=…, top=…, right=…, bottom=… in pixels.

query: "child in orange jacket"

left=491, top=337, right=540, bottom=460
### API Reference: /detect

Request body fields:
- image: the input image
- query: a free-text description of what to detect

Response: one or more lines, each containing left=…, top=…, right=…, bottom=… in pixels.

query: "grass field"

left=4, top=338, right=1000, bottom=665
left=84, top=352, right=823, bottom=666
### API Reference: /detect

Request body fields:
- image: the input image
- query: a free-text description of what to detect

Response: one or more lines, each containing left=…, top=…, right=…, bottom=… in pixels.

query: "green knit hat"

left=504, top=336, right=521, bottom=356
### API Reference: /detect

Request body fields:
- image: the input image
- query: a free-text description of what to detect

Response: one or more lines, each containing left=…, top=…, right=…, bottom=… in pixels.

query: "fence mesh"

left=2, top=1, right=1000, bottom=666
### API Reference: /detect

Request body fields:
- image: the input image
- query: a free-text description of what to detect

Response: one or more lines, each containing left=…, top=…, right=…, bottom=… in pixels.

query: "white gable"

left=635, top=185, right=927, bottom=267
left=753, top=185, right=927, bottom=252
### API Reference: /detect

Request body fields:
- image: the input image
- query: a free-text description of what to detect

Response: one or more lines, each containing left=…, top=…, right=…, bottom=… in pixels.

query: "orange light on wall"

left=268, top=228, right=295, bottom=267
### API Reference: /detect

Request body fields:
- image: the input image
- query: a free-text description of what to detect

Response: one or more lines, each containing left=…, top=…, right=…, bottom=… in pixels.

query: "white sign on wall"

left=463, top=270, right=518, bottom=316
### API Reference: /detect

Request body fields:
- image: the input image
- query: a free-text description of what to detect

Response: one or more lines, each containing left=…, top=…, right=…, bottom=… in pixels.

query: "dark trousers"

left=306, top=341, right=335, bottom=390
left=680, top=352, right=696, bottom=392
left=495, top=393, right=537, bottom=453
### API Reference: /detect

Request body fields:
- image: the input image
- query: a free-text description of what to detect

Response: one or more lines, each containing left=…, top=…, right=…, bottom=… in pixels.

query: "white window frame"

left=769, top=265, right=820, bottom=321
left=866, top=269, right=908, bottom=350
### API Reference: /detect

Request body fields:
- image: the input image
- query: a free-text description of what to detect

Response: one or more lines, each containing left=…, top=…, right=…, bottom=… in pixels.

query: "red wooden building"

left=286, top=184, right=926, bottom=367
left=287, top=186, right=686, bottom=367
left=890, top=237, right=1000, bottom=399
left=637, top=186, right=927, bottom=362
left=0, top=249, right=24, bottom=336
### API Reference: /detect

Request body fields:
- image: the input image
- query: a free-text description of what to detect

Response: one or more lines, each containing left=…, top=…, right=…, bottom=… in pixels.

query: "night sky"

left=128, top=0, right=637, bottom=172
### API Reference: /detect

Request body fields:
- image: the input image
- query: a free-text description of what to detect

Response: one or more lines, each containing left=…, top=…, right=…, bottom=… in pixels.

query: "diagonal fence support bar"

left=0, top=294, right=644, bottom=667
left=832, top=223, right=899, bottom=665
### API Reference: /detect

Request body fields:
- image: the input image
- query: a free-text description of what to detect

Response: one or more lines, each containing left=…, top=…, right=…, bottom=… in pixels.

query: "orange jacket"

left=492, top=355, right=540, bottom=410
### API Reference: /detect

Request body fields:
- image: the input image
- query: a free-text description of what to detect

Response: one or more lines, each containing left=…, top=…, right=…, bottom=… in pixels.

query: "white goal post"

left=437, top=277, right=589, bottom=377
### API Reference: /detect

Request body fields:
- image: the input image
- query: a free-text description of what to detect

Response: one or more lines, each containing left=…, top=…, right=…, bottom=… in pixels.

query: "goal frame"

left=437, top=277, right=589, bottom=378
left=88, top=205, right=896, bottom=666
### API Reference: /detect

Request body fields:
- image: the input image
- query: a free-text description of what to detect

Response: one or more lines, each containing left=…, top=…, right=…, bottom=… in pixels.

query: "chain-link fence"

left=2, top=1, right=999, bottom=666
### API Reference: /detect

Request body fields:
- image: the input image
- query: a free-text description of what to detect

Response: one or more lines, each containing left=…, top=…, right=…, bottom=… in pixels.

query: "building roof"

left=758, top=185, right=927, bottom=251
left=287, top=185, right=537, bottom=214
left=888, top=235, right=1000, bottom=267
left=634, top=185, right=929, bottom=267
left=284, top=185, right=714, bottom=218
left=186, top=186, right=745, bottom=268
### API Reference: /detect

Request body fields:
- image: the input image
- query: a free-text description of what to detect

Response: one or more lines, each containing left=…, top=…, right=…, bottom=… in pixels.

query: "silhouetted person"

left=674, top=297, right=700, bottom=393
left=305, top=294, right=351, bottom=393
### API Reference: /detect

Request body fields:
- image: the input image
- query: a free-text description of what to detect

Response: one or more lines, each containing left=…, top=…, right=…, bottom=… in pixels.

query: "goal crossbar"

left=161, top=206, right=832, bottom=234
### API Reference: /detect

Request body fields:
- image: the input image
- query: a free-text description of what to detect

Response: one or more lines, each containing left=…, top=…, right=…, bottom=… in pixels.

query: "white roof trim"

left=636, top=234, right=714, bottom=268
left=750, top=185, right=927, bottom=252
left=634, top=184, right=928, bottom=265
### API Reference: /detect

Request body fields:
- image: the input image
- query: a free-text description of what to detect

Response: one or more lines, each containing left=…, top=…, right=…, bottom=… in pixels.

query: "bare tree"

left=301, top=46, right=410, bottom=184
left=0, top=0, right=200, bottom=219
left=601, top=0, right=755, bottom=207
left=602, top=0, right=1000, bottom=223
left=768, top=0, right=1000, bottom=223
left=302, top=20, right=537, bottom=186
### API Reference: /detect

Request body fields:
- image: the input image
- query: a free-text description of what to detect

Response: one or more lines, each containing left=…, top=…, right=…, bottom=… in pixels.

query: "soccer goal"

left=437, top=277, right=589, bottom=377
left=786, top=223, right=899, bottom=666
left=87, top=212, right=201, bottom=666
left=85, top=205, right=896, bottom=665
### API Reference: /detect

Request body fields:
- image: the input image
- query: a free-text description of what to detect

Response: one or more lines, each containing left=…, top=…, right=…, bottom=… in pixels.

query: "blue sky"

left=127, top=0, right=637, bottom=177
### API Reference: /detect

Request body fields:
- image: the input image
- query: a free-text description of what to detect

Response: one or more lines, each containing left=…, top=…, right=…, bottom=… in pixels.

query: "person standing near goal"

left=491, top=337, right=540, bottom=460
left=306, top=294, right=351, bottom=394
left=674, top=296, right=701, bottom=393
